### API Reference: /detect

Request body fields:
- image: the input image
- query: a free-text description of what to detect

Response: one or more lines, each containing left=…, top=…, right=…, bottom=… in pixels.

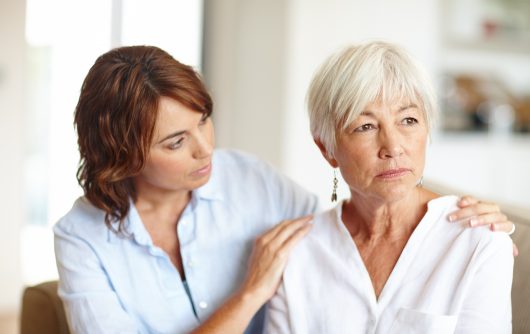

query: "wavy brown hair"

left=74, top=45, right=213, bottom=233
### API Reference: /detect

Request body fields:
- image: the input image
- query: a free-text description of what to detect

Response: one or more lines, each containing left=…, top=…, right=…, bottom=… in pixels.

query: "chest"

left=355, top=237, right=409, bottom=298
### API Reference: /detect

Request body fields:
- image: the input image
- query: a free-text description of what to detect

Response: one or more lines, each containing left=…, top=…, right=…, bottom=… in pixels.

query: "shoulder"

left=53, top=196, right=110, bottom=241
left=426, top=195, right=513, bottom=258
left=291, top=205, right=342, bottom=256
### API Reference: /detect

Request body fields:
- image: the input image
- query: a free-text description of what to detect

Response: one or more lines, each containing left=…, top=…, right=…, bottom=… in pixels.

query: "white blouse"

left=265, top=196, right=513, bottom=334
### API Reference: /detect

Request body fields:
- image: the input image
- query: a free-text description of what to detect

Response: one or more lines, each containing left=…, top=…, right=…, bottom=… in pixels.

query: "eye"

left=401, top=117, right=418, bottom=126
left=168, top=137, right=185, bottom=150
left=353, top=123, right=376, bottom=132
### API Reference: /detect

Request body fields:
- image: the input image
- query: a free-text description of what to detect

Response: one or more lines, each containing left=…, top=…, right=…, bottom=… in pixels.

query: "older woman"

left=265, top=41, right=513, bottom=333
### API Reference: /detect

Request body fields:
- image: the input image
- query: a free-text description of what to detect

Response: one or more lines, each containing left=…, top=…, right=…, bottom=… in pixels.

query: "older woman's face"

left=331, top=99, right=428, bottom=202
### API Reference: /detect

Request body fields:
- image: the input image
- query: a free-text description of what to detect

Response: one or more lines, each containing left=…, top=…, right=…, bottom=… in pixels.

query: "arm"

left=191, top=216, right=312, bottom=334
left=455, top=234, right=513, bottom=333
left=54, top=225, right=139, bottom=334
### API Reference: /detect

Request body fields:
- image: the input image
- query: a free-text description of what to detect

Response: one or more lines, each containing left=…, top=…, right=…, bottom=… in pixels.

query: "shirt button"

left=198, top=301, right=208, bottom=309
left=188, top=258, right=197, bottom=268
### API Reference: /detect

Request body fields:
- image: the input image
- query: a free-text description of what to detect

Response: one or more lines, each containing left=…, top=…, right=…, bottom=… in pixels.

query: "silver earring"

left=417, top=176, right=423, bottom=187
left=331, top=169, right=338, bottom=202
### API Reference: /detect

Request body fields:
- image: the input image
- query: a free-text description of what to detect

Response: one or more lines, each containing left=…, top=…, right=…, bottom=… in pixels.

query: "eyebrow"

left=399, top=103, right=418, bottom=111
left=155, top=113, right=210, bottom=144
left=157, top=130, right=186, bottom=144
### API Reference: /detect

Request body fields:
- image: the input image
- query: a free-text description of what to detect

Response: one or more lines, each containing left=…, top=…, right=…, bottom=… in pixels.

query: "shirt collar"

left=107, top=151, right=225, bottom=244
left=107, top=199, right=153, bottom=246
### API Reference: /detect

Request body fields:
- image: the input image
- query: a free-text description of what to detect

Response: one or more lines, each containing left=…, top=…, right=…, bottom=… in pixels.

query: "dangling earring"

left=417, top=176, right=424, bottom=187
left=331, top=169, right=338, bottom=202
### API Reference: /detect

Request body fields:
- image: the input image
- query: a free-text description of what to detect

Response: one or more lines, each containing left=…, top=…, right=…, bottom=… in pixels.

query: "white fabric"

left=265, top=196, right=513, bottom=334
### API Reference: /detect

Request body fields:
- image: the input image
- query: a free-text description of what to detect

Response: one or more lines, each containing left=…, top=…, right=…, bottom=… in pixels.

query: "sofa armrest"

left=20, top=281, right=69, bottom=334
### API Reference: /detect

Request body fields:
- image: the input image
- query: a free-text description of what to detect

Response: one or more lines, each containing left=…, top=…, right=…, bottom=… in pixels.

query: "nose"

left=378, top=127, right=404, bottom=159
left=192, top=130, right=213, bottom=159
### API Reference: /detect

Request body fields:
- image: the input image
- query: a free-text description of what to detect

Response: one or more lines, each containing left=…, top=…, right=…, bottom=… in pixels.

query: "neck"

left=133, top=181, right=191, bottom=228
left=342, top=188, right=427, bottom=242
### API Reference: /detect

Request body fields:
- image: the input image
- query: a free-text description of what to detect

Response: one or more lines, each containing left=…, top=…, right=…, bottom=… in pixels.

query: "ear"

left=314, top=138, right=339, bottom=168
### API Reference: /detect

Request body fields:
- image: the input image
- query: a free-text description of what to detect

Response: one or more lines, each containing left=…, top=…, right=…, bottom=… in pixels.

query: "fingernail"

left=469, top=218, right=478, bottom=227
left=448, top=215, right=456, bottom=222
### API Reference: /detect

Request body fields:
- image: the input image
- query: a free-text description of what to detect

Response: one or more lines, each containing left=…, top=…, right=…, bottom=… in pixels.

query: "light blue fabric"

left=54, top=149, right=319, bottom=334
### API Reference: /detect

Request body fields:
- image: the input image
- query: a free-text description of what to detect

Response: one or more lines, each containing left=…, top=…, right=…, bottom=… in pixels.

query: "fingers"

left=467, top=212, right=508, bottom=227
left=275, top=220, right=313, bottom=257
left=242, top=217, right=313, bottom=302
left=448, top=200, right=500, bottom=223
left=259, top=215, right=312, bottom=245
left=457, top=195, right=479, bottom=207
left=513, top=243, right=519, bottom=257
left=489, top=221, right=514, bottom=233
left=266, top=216, right=313, bottom=251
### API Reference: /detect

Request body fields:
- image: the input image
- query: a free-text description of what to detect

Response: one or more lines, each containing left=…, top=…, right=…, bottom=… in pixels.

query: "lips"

left=191, top=162, right=211, bottom=176
left=376, top=168, right=411, bottom=179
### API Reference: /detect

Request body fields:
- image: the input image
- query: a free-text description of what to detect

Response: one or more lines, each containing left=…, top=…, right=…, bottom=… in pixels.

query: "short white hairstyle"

left=307, top=41, right=437, bottom=156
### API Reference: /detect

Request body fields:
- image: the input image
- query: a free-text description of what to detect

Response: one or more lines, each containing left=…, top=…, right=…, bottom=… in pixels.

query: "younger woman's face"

left=134, top=96, right=214, bottom=196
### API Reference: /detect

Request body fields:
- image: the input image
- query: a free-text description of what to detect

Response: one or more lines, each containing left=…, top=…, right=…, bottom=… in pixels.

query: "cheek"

left=144, top=154, right=188, bottom=181
left=205, top=122, right=216, bottom=147
left=407, top=136, right=428, bottom=169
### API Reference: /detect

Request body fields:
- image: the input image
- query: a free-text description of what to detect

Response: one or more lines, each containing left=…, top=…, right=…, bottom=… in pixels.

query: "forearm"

left=191, top=290, right=263, bottom=334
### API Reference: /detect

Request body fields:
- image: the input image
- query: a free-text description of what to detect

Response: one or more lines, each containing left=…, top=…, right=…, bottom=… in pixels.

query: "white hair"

left=307, top=41, right=438, bottom=156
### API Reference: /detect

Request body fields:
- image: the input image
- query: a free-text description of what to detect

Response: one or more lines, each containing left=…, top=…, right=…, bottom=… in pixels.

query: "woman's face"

left=134, top=96, right=214, bottom=195
left=326, top=99, right=428, bottom=202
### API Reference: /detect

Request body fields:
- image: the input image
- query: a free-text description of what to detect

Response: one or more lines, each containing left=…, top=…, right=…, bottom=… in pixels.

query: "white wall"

left=0, top=0, right=26, bottom=312
left=203, top=0, right=289, bottom=168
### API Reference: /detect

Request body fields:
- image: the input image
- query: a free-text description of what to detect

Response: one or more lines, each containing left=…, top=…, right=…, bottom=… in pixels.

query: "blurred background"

left=1, top=0, right=529, bottom=332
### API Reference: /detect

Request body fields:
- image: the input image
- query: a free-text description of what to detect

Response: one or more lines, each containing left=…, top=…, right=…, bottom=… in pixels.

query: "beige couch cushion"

left=20, top=281, right=69, bottom=334
left=511, top=217, right=530, bottom=334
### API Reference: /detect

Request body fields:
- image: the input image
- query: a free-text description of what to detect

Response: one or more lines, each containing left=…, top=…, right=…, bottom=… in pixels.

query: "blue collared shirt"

left=54, top=149, right=319, bottom=334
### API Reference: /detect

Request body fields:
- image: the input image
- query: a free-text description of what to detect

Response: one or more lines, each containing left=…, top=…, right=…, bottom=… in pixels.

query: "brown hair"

left=74, top=45, right=212, bottom=233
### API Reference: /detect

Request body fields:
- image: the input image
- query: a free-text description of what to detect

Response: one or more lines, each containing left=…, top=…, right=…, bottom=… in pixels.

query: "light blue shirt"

left=54, top=149, right=319, bottom=334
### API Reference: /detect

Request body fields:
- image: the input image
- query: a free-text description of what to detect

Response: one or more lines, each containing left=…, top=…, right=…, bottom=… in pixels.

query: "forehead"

left=153, top=97, right=201, bottom=135
left=362, top=98, right=420, bottom=112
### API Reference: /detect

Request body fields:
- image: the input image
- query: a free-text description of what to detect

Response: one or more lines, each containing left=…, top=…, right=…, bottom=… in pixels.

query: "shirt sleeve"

left=264, top=282, right=291, bottom=334
left=454, top=233, right=514, bottom=334
left=54, top=223, right=139, bottom=334
left=260, top=158, right=321, bottom=220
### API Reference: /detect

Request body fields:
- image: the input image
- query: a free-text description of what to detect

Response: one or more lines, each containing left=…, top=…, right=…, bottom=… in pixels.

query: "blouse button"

left=198, top=301, right=208, bottom=309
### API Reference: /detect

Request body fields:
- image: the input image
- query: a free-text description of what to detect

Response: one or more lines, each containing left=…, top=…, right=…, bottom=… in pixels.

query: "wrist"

left=232, top=287, right=267, bottom=316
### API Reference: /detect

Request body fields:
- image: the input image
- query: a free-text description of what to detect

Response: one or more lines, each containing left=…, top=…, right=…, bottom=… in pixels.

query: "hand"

left=238, top=216, right=313, bottom=307
left=448, top=195, right=518, bottom=256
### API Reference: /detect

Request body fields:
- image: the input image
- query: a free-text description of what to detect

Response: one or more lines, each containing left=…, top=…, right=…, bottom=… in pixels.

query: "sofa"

left=20, top=199, right=530, bottom=333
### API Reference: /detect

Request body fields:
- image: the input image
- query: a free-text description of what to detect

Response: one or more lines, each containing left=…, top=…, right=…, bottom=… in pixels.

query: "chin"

left=190, top=173, right=212, bottom=189
left=375, top=183, right=416, bottom=202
